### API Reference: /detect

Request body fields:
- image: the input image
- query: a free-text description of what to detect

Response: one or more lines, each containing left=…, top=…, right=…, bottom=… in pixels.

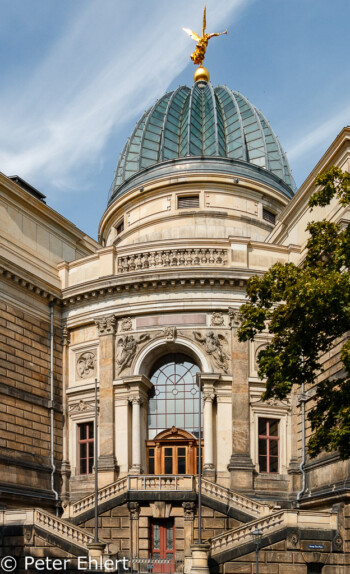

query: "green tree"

left=238, top=167, right=350, bottom=459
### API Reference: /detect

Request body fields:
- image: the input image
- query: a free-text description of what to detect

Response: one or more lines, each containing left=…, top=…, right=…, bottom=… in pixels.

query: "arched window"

left=148, top=353, right=201, bottom=440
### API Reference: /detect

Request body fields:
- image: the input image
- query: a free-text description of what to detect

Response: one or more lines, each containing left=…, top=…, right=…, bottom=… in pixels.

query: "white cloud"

left=0, top=0, right=249, bottom=191
left=287, top=104, right=350, bottom=162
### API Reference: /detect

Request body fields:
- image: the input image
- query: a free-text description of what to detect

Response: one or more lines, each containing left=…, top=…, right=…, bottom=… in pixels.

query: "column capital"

left=203, top=392, right=215, bottom=403
left=129, top=396, right=144, bottom=406
left=182, top=501, right=196, bottom=521
left=127, top=501, right=140, bottom=520
left=94, top=314, right=117, bottom=336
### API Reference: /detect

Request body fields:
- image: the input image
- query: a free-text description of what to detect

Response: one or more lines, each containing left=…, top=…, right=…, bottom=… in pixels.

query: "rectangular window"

left=262, top=207, right=276, bottom=225
left=148, top=448, right=155, bottom=474
left=258, top=418, right=279, bottom=473
left=178, top=195, right=199, bottom=209
left=78, top=422, right=94, bottom=475
left=116, top=219, right=124, bottom=235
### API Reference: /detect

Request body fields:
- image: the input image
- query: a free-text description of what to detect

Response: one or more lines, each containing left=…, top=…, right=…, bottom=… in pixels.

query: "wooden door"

left=150, top=519, right=175, bottom=572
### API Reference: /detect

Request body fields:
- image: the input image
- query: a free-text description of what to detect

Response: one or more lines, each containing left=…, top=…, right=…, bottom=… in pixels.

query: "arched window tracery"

left=148, top=353, right=201, bottom=440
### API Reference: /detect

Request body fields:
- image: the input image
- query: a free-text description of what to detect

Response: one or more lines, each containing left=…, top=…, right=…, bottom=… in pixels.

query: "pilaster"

left=227, top=308, right=255, bottom=490
left=95, top=314, right=118, bottom=486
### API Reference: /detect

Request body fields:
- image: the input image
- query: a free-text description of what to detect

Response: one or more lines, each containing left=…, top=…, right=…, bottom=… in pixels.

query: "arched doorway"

left=147, top=353, right=202, bottom=474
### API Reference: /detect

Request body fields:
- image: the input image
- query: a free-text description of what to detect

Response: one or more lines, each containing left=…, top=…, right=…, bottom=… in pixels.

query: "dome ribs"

left=109, top=83, right=296, bottom=202
left=161, top=87, right=190, bottom=161
left=139, top=92, right=172, bottom=171
left=215, top=87, right=247, bottom=162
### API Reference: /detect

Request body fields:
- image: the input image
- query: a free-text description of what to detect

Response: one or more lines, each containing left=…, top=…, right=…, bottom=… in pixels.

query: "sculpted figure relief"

left=116, top=334, right=150, bottom=374
left=76, top=351, right=96, bottom=379
left=193, top=330, right=229, bottom=373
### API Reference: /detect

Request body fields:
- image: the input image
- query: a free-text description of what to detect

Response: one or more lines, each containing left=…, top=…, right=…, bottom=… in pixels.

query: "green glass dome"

left=109, top=82, right=295, bottom=204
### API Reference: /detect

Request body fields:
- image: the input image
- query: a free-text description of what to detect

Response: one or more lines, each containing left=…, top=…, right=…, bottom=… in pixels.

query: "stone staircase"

left=1, top=508, right=107, bottom=556
left=62, top=475, right=274, bottom=523
left=209, top=508, right=338, bottom=564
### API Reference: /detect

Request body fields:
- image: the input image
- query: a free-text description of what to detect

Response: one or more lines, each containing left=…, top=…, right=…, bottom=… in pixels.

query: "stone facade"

left=0, top=118, right=349, bottom=573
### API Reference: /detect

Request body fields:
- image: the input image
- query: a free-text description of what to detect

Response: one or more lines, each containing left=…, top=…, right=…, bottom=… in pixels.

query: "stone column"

left=182, top=502, right=195, bottom=551
left=202, top=390, right=215, bottom=481
left=128, top=501, right=140, bottom=562
left=124, top=375, right=154, bottom=474
left=61, top=324, right=71, bottom=503
left=95, top=314, right=118, bottom=486
left=227, top=308, right=254, bottom=490
left=131, top=397, right=142, bottom=473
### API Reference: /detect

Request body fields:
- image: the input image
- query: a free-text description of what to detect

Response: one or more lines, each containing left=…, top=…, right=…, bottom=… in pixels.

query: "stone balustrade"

left=118, top=248, right=228, bottom=273
left=35, top=509, right=95, bottom=549
left=70, top=477, right=128, bottom=518
left=210, top=509, right=337, bottom=557
left=199, top=478, right=272, bottom=518
left=67, top=475, right=194, bottom=519
left=2, top=509, right=98, bottom=551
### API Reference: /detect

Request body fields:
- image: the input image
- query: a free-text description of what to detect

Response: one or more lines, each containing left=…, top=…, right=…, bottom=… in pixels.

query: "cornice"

left=61, top=268, right=255, bottom=307
left=0, top=171, right=99, bottom=254
left=0, top=255, right=61, bottom=301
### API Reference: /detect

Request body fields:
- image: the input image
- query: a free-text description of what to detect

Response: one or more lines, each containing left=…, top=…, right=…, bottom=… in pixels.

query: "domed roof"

left=109, top=82, right=295, bottom=204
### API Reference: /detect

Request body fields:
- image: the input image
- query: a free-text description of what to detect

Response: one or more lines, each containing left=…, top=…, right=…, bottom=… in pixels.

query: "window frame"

left=77, top=421, right=94, bottom=475
left=258, top=417, right=280, bottom=474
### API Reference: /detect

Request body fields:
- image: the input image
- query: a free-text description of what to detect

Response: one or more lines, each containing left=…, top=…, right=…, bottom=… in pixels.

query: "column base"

left=228, top=453, right=255, bottom=490
left=129, top=465, right=143, bottom=474
left=190, top=543, right=210, bottom=574
left=202, top=464, right=216, bottom=481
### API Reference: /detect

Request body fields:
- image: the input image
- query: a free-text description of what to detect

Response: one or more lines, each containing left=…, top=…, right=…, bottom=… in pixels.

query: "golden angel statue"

left=183, top=5, right=227, bottom=66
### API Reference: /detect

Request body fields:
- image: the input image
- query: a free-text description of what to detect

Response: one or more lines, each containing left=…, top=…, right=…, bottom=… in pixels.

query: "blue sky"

left=0, top=0, right=349, bottom=240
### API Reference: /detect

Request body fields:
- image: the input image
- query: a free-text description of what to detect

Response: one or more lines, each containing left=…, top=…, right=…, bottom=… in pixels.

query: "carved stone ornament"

left=228, top=307, right=242, bottom=329
left=120, top=316, right=133, bottom=332
left=94, top=314, right=116, bottom=336
left=210, top=312, right=224, bottom=326
left=69, top=400, right=95, bottom=414
left=162, top=326, right=177, bottom=341
left=116, top=333, right=150, bottom=375
left=23, top=525, right=34, bottom=545
left=76, top=351, right=96, bottom=379
left=182, top=501, right=196, bottom=521
left=127, top=501, right=140, bottom=519
left=61, top=324, right=71, bottom=346
left=203, top=392, right=215, bottom=403
left=193, top=330, right=229, bottom=373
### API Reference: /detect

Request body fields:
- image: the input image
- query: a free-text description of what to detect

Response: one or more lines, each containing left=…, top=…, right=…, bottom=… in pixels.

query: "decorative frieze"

left=118, top=248, right=228, bottom=272
left=193, top=331, right=229, bottom=373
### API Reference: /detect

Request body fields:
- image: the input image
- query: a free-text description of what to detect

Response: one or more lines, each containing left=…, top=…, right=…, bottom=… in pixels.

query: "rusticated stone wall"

left=0, top=299, right=63, bottom=509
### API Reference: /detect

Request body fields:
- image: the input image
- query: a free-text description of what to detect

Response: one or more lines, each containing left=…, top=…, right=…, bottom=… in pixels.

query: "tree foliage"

left=238, top=167, right=350, bottom=459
